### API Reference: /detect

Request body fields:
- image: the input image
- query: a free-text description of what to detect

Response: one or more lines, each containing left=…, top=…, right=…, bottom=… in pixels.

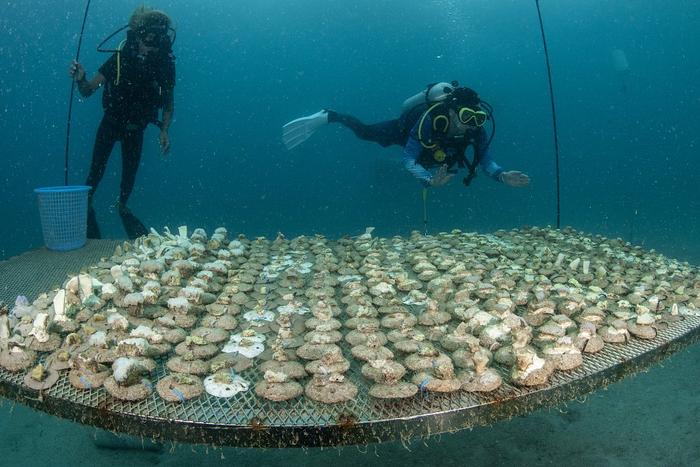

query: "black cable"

left=96, top=25, right=128, bottom=53
left=64, top=0, right=92, bottom=185
left=480, top=100, right=496, bottom=148
left=534, top=0, right=561, bottom=229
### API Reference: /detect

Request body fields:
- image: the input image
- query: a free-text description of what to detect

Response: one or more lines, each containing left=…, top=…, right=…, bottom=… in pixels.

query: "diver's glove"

left=430, top=164, right=454, bottom=187
left=499, top=171, right=531, bottom=187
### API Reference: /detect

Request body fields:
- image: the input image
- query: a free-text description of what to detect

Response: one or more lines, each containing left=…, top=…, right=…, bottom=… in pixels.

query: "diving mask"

left=136, top=25, right=176, bottom=49
left=457, top=107, right=488, bottom=127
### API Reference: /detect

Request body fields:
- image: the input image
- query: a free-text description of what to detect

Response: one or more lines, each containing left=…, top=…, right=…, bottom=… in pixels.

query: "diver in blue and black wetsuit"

left=282, top=82, right=529, bottom=189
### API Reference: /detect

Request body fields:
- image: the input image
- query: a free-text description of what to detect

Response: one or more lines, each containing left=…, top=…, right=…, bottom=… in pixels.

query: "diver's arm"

left=159, top=91, right=174, bottom=154
left=158, top=58, right=175, bottom=155
left=476, top=130, right=530, bottom=187
left=476, top=129, right=504, bottom=182
left=69, top=60, right=105, bottom=98
left=403, top=119, right=438, bottom=186
left=160, top=91, right=174, bottom=132
left=402, top=136, right=432, bottom=187
left=79, top=73, right=105, bottom=98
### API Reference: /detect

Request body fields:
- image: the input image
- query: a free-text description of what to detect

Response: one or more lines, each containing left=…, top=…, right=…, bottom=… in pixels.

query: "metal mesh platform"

left=1, top=238, right=700, bottom=448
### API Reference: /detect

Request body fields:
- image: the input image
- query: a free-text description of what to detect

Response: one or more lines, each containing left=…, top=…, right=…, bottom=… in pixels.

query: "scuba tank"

left=401, top=81, right=457, bottom=113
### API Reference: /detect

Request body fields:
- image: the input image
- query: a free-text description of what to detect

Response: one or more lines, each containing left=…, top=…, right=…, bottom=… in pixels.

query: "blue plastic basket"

left=34, top=185, right=91, bottom=251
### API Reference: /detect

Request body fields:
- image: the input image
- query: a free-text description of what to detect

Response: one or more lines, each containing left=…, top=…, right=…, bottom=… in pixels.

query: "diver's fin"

left=118, top=205, right=148, bottom=240
left=282, top=110, right=329, bottom=150
left=87, top=205, right=101, bottom=239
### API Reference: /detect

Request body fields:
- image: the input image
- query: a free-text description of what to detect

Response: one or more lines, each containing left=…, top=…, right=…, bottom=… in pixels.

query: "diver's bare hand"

left=430, top=164, right=454, bottom=187
left=159, top=130, right=171, bottom=155
left=500, top=171, right=530, bottom=187
left=69, top=60, right=86, bottom=81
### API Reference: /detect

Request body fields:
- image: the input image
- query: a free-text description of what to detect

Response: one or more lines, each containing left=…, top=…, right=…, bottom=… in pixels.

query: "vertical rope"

left=64, top=0, right=92, bottom=185
left=534, top=0, right=561, bottom=228
left=422, top=188, right=428, bottom=235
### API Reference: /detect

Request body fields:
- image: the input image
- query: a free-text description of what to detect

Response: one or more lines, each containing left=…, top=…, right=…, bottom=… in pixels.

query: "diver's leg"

left=118, top=128, right=148, bottom=239
left=84, top=117, right=118, bottom=239
left=118, top=128, right=144, bottom=205
left=86, top=205, right=100, bottom=240
left=327, top=111, right=403, bottom=147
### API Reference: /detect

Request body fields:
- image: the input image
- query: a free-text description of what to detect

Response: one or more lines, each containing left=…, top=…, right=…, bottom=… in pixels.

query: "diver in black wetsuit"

left=69, top=6, right=176, bottom=239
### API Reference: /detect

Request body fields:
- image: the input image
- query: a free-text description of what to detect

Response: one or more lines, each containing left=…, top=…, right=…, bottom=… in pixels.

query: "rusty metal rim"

left=2, top=324, right=698, bottom=448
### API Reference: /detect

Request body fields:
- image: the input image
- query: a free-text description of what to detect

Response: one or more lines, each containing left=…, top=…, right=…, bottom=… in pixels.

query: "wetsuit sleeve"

left=477, top=129, right=504, bottom=182
left=159, top=56, right=176, bottom=114
left=160, top=55, right=176, bottom=91
left=402, top=120, right=432, bottom=187
left=98, top=54, right=117, bottom=83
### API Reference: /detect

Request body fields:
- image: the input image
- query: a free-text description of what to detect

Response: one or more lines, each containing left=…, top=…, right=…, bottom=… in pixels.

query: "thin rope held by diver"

left=64, top=0, right=92, bottom=185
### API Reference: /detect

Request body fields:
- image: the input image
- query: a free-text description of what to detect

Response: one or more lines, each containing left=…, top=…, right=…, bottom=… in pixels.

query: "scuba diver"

left=68, top=6, right=176, bottom=239
left=282, top=82, right=529, bottom=189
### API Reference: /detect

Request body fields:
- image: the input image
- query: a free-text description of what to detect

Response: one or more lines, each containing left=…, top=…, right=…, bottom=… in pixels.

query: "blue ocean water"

left=1, top=0, right=696, bottom=262
left=0, top=0, right=699, bottom=464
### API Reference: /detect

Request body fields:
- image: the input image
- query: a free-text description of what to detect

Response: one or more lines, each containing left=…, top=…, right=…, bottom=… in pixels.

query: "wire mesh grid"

left=1, top=239, right=700, bottom=447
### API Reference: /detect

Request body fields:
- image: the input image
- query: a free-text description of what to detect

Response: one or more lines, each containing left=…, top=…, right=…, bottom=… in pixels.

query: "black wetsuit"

left=327, top=108, right=419, bottom=148
left=86, top=39, right=175, bottom=239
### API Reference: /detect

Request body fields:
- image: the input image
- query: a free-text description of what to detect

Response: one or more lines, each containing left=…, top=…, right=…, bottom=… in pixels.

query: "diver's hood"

left=445, top=86, right=481, bottom=110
